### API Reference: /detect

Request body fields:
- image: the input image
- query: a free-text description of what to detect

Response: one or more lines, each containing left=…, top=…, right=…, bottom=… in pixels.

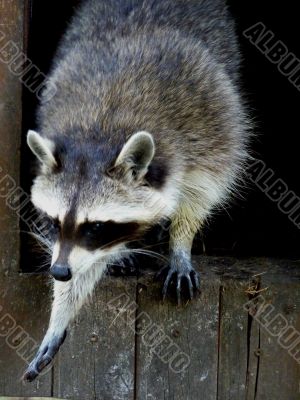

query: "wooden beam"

left=0, top=275, right=52, bottom=397
left=254, top=274, right=300, bottom=400
left=1, top=258, right=300, bottom=399
left=135, top=268, right=221, bottom=400
left=0, top=1, right=25, bottom=276
left=0, top=397, right=63, bottom=400
left=52, top=277, right=137, bottom=400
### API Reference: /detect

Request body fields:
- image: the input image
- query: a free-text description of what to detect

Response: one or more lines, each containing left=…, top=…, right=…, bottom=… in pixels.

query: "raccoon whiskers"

left=119, top=248, right=168, bottom=263
left=30, top=234, right=52, bottom=255
left=35, top=260, right=52, bottom=273
left=90, top=237, right=139, bottom=252
left=28, top=228, right=53, bottom=256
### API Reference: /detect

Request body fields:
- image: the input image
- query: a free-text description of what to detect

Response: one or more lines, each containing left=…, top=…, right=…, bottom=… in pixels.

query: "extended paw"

left=157, top=256, right=200, bottom=305
left=23, top=330, right=67, bottom=382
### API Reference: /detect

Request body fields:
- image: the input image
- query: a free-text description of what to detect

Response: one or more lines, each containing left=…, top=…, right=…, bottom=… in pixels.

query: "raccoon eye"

left=84, top=222, right=104, bottom=236
left=93, top=222, right=104, bottom=230
left=92, top=222, right=104, bottom=230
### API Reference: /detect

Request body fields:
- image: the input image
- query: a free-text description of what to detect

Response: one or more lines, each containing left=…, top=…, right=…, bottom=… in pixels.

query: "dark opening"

left=21, top=0, right=300, bottom=272
left=21, top=0, right=81, bottom=272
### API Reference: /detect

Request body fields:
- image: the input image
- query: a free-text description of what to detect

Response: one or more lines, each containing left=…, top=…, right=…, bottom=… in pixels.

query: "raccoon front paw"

left=157, top=256, right=200, bottom=305
left=107, top=254, right=138, bottom=277
left=23, top=330, right=67, bottom=382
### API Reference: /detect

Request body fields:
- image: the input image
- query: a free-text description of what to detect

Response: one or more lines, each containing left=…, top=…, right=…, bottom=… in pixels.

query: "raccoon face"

left=27, top=130, right=174, bottom=280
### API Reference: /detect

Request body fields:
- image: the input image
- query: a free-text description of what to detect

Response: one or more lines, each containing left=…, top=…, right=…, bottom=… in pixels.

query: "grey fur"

left=32, top=0, right=249, bottom=230
left=24, top=0, right=250, bottom=381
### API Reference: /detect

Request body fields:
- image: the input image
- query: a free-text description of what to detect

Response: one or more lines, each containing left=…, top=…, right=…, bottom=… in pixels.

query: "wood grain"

left=1, top=259, right=300, bottom=399
left=255, top=265, right=300, bottom=400
left=0, top=0, right=25, bottom=276
left=217, top=281, right=249, bottom=400
left=0, top=275, right=52, bottom=397
left=53, top=277, right=137, bottom=400
left=135, top=262, right=221, bottom=400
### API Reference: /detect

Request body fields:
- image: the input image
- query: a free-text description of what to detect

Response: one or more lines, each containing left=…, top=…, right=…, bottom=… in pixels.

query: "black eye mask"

left=37, top=208, right=141, bottom=251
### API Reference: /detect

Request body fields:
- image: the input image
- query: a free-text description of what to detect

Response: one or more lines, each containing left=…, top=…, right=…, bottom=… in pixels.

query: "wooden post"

left=0, top=2, right=53, bottom=398
left=0, top=0, right=25, bottom=277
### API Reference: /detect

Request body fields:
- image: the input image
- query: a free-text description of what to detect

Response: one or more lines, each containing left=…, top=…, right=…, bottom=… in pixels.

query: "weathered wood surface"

left=53, top=279, right=137, bottom=400
left=0, top=0, right=24, bottom=277
left=254, top=274, right=300, bottom=399
left=135, top=268, right=220, bottom=400
left=1, top=257, right=300, bottom=399
left=0, top=275, right=52, bottom=398
left=217, top=281, right=248, bottom=400
left=0, top=398, right=61, bottom=400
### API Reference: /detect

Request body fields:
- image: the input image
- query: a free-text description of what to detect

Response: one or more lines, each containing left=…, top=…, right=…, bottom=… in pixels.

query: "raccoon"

left=23, top=0, right=249, bottom=382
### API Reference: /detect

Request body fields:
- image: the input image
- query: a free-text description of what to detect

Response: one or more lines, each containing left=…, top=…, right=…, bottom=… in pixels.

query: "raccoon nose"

left=50, top=264, right=72, bottom=281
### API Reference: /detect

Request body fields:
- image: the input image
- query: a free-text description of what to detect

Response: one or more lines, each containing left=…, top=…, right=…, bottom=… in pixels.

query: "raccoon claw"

left=107, top=255, right=138, bottom=277
left=159, top=261, right=200, bottom=305
left=23, top=330, right=67, bottom=382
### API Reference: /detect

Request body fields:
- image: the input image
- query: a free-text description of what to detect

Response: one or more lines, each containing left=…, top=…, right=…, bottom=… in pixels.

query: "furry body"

left=24, top=0, right=248, bottom=381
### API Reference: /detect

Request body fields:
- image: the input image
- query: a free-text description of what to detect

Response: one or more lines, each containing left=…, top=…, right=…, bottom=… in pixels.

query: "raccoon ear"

left=27, top=130, right=57, bottom=169
left=113, top=131, right=155, bottom=182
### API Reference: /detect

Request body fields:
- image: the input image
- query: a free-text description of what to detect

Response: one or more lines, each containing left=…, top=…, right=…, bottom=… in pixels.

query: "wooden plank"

left=245, top=314, right=260, bottom=400
left=254, top=262, right=300, bottom=400
left=0, top=275, right=52, bottom=397
left=0, top=398, right=64, bottom=400
left=217, top=280, right=249, bottom=400
left=0, top=0, right=25, bottom=276
left=1, top=257, right=300, bottom=399
left=53, top=276, right=137, bottom=400
left=134, top=257, right=300, bottom=400
left=135, top=259, right=221, bottom=400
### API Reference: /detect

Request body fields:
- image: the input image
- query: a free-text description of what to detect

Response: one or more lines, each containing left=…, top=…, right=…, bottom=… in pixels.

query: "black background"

left=21, top=1, right=300, bottom=271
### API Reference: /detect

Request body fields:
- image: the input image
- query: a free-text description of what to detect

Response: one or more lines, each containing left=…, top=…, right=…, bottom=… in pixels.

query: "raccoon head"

left=27, top=129, right=176, bottom=281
